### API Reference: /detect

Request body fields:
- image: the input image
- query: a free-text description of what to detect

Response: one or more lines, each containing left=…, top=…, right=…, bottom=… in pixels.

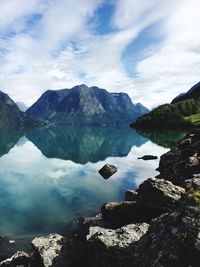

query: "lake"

left=0, top=126, right=186, bottom=239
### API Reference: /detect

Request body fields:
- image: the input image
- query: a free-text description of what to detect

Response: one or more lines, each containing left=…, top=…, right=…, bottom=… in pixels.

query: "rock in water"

left=98, top=164, right=117, bottom=179
left=138, top=155, right=158, bottom=160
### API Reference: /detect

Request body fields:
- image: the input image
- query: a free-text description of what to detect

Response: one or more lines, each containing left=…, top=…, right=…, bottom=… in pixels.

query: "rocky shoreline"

left=0, top=128, right=200, bottom=267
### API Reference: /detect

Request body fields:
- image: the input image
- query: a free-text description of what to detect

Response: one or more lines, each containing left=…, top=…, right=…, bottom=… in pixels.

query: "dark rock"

left=138, top=155, right=158, bottom=160
left=31, top=234, right=87, bottom=267
left=158, top=129, right=200, bottom=185
left=98, top=164, right=117, bottom=179
left=125, top=189, right=138, bottom=201
left=101, top=201, right=165, bottom=226
left=0, top=237, right=32, bottom=262
left=136, top=178, right=185, bottom=210
left=185, top=177, right=200, bottom=191
left=0, top=251, right=31, bottom=267
left=133, top=206, right=200, bottom=267
left=87, top=223, right=149, bottom=267
left=80, top=213, right=108, bottom=239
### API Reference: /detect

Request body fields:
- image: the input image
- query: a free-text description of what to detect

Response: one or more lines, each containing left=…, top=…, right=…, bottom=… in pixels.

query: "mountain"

left=0, top=90, right=43, bottom=130
left=26, top=85, right=149, bottom=126
left=134, top=103, right=149, bottom=115
left=27, top=126, right=148, bottom=164
left=172, top=82, right=200, bottom=103
left=16, top=101, right=28, bottom=112
left=132, top=81, right=200, bottom=129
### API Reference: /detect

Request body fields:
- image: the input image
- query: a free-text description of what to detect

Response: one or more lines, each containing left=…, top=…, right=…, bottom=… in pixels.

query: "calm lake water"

left=0, top=126, right=186, bottom=238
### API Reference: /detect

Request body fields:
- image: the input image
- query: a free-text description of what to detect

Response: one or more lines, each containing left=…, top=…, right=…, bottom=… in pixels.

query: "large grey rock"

left=0, top=251, right=31, bottom=267
left=98, top=164, right=117, bottom=179
left=158, top=128, right=200, bottom=185
left=133, top=206, right=200, bottom=267
left=87, top=223, right=149, bottom=267
left=136, top=178, right=185, bottom=210
left=31, top=234, right=86, bottom=267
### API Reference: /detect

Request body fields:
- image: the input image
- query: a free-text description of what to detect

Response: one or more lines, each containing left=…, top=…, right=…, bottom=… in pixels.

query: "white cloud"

left=0, top=0, right=199, bottom=108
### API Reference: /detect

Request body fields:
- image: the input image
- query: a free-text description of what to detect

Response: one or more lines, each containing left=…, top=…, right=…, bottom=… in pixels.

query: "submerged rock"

left=138, top=155, right=158, bottom=160
left=136, top=178, right=185, bottom=210
left=98, top=164, right=117, bottom=179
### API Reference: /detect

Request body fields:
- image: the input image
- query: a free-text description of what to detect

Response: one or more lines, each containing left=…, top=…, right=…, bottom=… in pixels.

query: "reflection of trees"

left=27, top=126, right=148, bottom=164
left=136, top=129, right=187, bottom=148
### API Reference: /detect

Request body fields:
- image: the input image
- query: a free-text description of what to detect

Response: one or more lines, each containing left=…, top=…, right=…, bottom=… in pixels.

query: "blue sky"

left=0, top=0, right=199, bottom=108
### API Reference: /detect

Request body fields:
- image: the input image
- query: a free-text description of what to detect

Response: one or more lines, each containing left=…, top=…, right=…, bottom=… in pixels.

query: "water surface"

left=0, top=126, right=182, bottom=238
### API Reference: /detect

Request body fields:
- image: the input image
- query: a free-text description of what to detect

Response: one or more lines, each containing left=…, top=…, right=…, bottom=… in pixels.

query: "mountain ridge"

left=26, top=84, right=149, bottom=126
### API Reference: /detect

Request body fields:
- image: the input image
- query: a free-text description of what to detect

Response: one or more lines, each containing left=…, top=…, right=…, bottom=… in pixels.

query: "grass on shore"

left=185, top=112, right=200, bottom=124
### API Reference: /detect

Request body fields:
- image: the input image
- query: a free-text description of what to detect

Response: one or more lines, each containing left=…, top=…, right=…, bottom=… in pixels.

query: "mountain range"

left=26, top=84, right=149, bottom=126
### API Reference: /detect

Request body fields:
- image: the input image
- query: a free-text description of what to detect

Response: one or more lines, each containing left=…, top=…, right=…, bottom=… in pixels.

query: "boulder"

left=101, top=201, right=165, bottom=226
left=133, top=206, right=200, bottom=267
left=87, top=223, right=149, bottom=267
left=31, top=234, right=86, bottom=267
left=125, top=189, right=138, bottom=201
left=158, top=128, right=200, bottom=185
left=98, top=164, right=117, bottom=179
left=0, top=251, right=31, bottom=267
left=136, top=178, right=185, bottom=210
left=138, top=155, right=158, bottom=160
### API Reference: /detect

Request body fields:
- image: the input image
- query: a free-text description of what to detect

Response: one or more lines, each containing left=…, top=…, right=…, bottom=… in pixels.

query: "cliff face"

left=26, top=85, right=149, bottom=126
left=0, top=90, right=44, bottom=130
left=0, top=90, right=24, bottom=129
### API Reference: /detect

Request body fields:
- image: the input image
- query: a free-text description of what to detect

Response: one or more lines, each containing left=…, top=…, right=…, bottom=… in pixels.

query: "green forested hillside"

left=132, top=98, right=200, bottom=129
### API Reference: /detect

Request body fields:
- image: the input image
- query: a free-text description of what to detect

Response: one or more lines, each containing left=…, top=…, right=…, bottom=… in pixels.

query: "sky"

left=0, top=0, right=199, bottom=109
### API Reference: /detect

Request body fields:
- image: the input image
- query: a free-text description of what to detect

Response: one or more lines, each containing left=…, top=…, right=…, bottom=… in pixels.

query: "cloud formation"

left=0, top=0, right=199, bottom=108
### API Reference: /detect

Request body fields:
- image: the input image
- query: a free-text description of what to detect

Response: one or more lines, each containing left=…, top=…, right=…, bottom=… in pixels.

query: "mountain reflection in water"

left=0, top=126, right=185, bottom=238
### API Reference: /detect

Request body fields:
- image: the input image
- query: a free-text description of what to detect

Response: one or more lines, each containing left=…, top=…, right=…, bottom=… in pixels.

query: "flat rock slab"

left=87, top=223, right=149, bottom=267
left=98, top=164, right=117, bottom=179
